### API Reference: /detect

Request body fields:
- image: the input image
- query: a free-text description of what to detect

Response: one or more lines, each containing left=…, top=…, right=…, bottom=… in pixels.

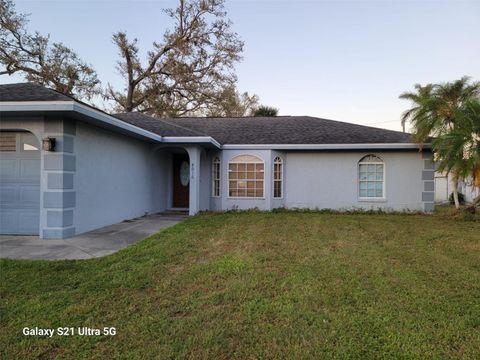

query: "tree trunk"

left=452, top=174, right=460, bottom=209
left=125, top=84, right=134, bottom=112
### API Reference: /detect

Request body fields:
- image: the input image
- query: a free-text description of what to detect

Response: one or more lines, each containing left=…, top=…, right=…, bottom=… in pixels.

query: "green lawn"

left=1, top=212, right=479, bottom=359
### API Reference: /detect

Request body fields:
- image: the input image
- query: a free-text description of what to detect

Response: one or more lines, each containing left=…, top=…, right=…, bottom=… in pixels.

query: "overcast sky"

left=4, top=0, right=480, bottom=131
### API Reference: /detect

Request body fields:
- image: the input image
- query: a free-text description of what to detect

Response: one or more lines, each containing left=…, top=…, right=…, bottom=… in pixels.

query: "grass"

left=1, top=211, right=479, bottom=359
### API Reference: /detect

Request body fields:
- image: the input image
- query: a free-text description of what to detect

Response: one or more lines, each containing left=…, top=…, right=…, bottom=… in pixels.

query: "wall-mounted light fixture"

left=42, top=137, right=56, bottom=151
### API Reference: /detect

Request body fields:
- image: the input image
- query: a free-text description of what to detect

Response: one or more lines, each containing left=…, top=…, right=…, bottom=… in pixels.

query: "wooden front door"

left=172, top=154, right=190, bottom=208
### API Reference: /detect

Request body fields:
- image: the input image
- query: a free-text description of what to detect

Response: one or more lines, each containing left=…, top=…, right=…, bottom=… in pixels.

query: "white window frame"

left=212, top=156, right=221, bottom=197
left=228, top=154, right=265, bottom=199
left=358, top=155, right=386, bottom=201
left=273, top=156, right=283, bottom=199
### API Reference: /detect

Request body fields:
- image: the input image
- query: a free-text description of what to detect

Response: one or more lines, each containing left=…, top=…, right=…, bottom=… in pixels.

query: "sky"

left=3, top=0, right=480, bottom=131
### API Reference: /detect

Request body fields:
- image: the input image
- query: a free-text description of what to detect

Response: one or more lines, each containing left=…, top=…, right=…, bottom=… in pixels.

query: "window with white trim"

left=212, top=157, right=221, bottom=197
left=228, top=154, right=264, bottom=198
left=273, top=156, right=283, bottom=198
left=359, top=155, right=385, bottom=199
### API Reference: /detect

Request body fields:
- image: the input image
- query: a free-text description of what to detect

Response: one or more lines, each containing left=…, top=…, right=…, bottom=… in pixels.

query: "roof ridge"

left=166, top=115, right=292, bottom=120
left=157, top=115, right=410, bottom=135
left=304, top=115, right=412, bottom=136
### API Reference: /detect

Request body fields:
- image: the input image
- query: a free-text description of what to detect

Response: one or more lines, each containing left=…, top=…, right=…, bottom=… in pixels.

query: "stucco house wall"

left=199, top=150, right=211, bottom=211
left=219, top=149, right=273, bottom=211
left=284, top=151, right=431, bottom=212
left=74, top=120, right=164, bottom=235
left=208, top=151, right=222, bottom=212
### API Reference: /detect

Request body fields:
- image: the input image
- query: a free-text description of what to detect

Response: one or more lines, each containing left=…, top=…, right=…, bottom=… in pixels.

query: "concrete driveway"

left=0, top=212, right=187, bottom=260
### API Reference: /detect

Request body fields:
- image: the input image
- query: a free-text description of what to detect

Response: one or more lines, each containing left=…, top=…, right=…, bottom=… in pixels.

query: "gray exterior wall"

left=199, top=150, right=212, bottom=211
left=284, top=151, right=426, bottom=211
left=218, top=149, right=273, bottom=211
left=208, top=149, right=427, bottom=213
left=209, top=150, right=222, bottom=211
left=74, top=121, right=165, bottom=234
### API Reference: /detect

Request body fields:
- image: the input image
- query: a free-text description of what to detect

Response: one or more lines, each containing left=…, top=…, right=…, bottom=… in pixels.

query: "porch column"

left=185, top=146, right=201, bottom=215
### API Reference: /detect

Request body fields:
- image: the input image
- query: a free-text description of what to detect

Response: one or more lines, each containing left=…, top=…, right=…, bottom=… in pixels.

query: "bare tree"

left=206, top=85, right=259, bottom=117
left=107, top=0, right=243, bottom=117
left=0, top=0, right=100, bottom=99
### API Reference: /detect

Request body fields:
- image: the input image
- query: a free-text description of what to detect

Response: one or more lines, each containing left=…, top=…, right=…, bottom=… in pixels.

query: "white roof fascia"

left=221, top=143, right=430, bottom=150
left=0, top=101, right=164, bottom=142
left=162, top=136, right=222, bottom=148
left=1, top=102, right=428, bottom=150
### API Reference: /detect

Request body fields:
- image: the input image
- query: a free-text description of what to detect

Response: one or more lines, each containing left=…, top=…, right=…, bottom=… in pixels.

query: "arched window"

left=273, top=156, right=283, bottom=198
left=212, top=157, right=221, bottom=197
left=228, top=154, right=264, bottom=198
left=359, top=155, right=385, bottom=199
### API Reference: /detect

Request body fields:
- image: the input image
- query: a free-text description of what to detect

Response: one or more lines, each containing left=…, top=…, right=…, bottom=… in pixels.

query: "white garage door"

left=0, top=132, right=41, bottom=235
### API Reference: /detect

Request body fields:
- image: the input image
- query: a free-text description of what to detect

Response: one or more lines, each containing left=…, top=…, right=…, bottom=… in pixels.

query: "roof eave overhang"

left=0, top=101, right=221, bottom=148
left=221, top=143, right=430, bottom=150
left=0, top=101, right=164, bottom=142
left=162, top=136, right=222, bottom=148
left=1, top=102, right=427, bottom=151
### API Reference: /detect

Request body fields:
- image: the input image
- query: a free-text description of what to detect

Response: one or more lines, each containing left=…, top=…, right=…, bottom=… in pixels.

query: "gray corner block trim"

left=423, top=181, right=435, bottom=192
left=47, top=173, right=74, bottom=189
left=423, top=159, right=435, bottom=170
left=422, top=192, right=435, bottom=202
left=421, top=151, right=433, bottom=159
left=43, top=191, right=76, bottom=208
left=47, top=210, right=74, bottom=227
left=423, top=202, right=435, bottom=213
left=42, top=227, right=76, bottom=239
left=44, top=154, right=76, bottom=171
left=422, top=170, right=435, bottom=181
left=44, top=119, right=76, bottom=135
left=56, top=136, right=74, bottom=153
left=64, top=120, right=76, bottom=135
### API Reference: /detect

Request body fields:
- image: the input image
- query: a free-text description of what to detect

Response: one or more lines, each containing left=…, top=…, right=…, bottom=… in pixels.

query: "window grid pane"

left=273, top=160, right=283, bottom=198
left=212, top=159, right=221, bottom=197
left=228, top=159, right=264, bottom=198
left=359, top=158, right=384, bottom=198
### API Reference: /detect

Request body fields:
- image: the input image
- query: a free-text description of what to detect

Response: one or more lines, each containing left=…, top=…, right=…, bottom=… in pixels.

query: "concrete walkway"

left=0, top=213, right=187, bottom=260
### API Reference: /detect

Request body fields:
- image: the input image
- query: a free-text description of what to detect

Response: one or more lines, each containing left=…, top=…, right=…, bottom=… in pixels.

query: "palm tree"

left=434, top=99, right=480, bottom=206
left=399, top=83, right=436, bottom=137
left=253, top=106, right=278, bottom=117
left=400, top=77, right=480, bottom=208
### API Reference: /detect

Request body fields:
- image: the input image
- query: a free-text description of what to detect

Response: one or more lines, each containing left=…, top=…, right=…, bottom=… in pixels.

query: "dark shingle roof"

left=0, top=83, right=415, bottom=145
left=0, top=82, right=73, bottom=102
left=114, top=112, right=206, bottom=138
left=116, top=113, right=414, bottom=145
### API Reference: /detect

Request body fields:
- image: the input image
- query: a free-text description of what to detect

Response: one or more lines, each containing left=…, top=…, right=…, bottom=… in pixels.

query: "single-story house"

left=0, top=83, right=434, bottom=239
